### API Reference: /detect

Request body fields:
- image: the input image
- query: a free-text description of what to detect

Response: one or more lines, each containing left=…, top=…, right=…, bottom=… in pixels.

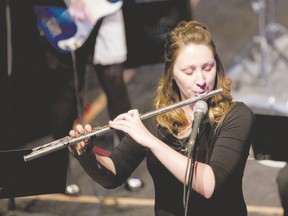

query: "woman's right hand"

left=69, top=124, right=92, bottom=156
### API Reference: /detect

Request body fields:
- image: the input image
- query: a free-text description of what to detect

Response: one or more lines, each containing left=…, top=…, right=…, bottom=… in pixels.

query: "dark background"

left=0, top=0, right=191, bottom=150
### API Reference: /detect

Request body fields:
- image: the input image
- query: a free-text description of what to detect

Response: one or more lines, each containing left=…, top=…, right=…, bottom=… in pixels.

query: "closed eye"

left=183, top=68, right=194, bottom=74
left=203, top=63, right=215, bottom=71
left=182, top=65, right=196, bottom=74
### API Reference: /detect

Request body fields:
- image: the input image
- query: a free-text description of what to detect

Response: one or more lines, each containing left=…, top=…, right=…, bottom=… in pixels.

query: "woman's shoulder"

left=226, top=101, right=255, bottom=123
left=224, top=101, right=255, bottom=122
left=231, top=101, right=254, bottom=114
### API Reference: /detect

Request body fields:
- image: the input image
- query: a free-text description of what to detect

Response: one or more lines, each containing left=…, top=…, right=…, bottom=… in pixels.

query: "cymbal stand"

left=265, top=0, right=288, bottom=74
left=230, top=0, right=288, bottom=105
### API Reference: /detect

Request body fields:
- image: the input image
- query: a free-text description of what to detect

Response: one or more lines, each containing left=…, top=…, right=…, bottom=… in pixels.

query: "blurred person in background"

left=42, top=0, right=134, bottom=195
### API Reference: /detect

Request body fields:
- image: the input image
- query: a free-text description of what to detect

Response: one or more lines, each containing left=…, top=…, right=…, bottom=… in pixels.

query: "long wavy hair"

left=154, top=20, right=233, bottom=135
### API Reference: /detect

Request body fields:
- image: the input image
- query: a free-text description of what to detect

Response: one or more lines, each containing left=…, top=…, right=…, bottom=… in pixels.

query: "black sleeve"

left=75, top=133, right=147, bottom=189
left=209, top=103, right=255, bottom=195
left=108, top=100, right=154, bottom=185
left=77, top=100, right=152, bottom=189
left=76, top=134, right=148, bottom=189
left=109, top=134, right=148, bottom=184
left=76, top=152, right=121, bottom=189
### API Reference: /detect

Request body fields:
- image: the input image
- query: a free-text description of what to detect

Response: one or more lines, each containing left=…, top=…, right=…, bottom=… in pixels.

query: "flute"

left=23, top=88, right=223, bottom=162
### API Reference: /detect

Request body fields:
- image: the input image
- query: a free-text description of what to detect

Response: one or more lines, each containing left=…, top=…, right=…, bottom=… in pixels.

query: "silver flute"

left=23, top=88, right=223, bottom=162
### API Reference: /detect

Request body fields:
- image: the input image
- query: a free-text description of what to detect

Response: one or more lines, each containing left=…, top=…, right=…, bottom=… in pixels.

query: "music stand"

left=252, top=114, right=288, bottom=162
left=0, top=148, right=68, bottom=199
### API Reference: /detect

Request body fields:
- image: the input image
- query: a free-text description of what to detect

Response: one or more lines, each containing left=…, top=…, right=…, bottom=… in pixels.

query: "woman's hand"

left=68, top=0, right=88, bottom=21
left=68, top=0, right=101, bottom=24
left=69, top=124, right=92, bottom=156
left=109, top=109, right=155, bottom=148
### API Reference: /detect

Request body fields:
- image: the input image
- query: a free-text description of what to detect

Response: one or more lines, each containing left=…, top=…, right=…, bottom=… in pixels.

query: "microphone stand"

left=183, top=102, right=207, bottom=216
left=184, top=126, right=200, bottom=216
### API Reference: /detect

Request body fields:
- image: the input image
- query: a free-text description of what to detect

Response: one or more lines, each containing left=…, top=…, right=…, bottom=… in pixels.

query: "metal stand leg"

left=229, top=0, right=288, bottom=107
left=8, top=198, right=16, bottom=210
left=265, top=0, right=288, bottom=69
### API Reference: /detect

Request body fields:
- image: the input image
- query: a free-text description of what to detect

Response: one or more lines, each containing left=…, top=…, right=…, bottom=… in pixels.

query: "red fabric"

left=92, top=146, right=111, bottom=156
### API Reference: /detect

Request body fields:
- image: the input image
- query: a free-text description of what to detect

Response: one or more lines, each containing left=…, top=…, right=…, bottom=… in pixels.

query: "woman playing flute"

left=69, top=20, right=255, bottom=216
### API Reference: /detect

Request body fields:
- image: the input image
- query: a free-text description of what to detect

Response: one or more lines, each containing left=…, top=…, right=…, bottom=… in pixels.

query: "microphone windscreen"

left=194, top=100, right=208, bottom=115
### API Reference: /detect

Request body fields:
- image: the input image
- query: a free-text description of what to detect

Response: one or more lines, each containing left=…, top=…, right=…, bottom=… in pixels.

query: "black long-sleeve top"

left=78, top=102, right=255, bottom=216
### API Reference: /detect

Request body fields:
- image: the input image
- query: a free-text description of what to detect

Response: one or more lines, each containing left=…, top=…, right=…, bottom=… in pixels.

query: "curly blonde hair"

left=154, top=20, right=233, bottom=135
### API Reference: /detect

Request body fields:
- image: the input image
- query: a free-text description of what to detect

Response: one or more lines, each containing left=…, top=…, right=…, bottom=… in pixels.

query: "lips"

left=194, top=89, right=208, bottom=96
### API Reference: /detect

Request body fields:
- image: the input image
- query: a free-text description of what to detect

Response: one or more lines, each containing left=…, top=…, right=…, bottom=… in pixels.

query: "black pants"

left=43, top=20, right=131, bottom=187
left=49, top=58, right=131, bottom=140
left=44, top=20, right=131, bottom=140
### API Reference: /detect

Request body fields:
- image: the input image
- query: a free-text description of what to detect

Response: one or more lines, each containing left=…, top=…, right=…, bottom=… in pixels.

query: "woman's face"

left=173, top=43, right=217, bottom=101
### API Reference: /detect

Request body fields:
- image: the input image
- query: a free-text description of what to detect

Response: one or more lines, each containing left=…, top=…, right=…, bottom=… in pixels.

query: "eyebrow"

left=202, top=62, right=215, bottom=68
left=181, top=61, right=215, bottom=70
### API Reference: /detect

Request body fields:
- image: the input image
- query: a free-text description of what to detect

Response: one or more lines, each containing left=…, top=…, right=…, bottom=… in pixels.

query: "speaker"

left=252, top=114, right=288, bottom=161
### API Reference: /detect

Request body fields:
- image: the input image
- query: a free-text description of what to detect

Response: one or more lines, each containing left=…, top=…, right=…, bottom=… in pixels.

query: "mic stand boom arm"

left=184, top=126, right=201, bottom=216
left=23, top=89, right=223, bottom=162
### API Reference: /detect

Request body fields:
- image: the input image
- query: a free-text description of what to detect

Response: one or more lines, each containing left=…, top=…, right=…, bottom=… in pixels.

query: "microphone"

left=184, top=100, right=208, bottom=211
left=187, top=100, right=208, bottom=155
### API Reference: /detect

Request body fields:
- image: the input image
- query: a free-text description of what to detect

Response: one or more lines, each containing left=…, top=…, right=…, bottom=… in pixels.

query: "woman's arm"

left=147, top=137, right=215, bottom=198
left=70, top=124, right=146, bottom=188
left=70, top=125, right=120, bottom=188
left=109, top=109, right=216, bottom=198
left=208, top=103, right=255, bottom=195
left=75, top=152, right=121, bottom=188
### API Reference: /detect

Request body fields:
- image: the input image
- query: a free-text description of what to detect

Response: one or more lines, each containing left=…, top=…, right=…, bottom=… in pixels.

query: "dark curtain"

left=0, top=0, right=9, bottom=150
left=4, top=0, right=53, bottom=148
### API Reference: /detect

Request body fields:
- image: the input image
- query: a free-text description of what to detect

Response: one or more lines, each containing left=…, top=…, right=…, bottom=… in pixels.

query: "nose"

left=196, top=71, right=206, bottom=88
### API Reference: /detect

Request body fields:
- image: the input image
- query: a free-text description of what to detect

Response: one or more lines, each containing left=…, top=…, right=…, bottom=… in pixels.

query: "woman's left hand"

left=109, top=109, right=155, bottom=148
left=68, top=0, right=87, bottom=21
